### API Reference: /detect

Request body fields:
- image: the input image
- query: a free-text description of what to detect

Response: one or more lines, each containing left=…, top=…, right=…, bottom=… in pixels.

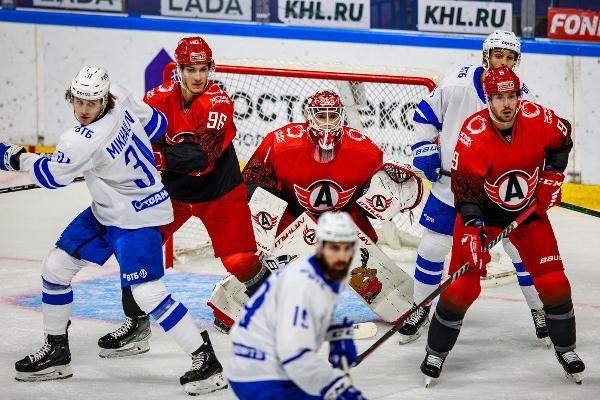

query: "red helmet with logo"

left=304, top=90, right=346, bottom=163
left=483, top=66, right=521, bottom=97
left=174, top=36, right=213, bottom=65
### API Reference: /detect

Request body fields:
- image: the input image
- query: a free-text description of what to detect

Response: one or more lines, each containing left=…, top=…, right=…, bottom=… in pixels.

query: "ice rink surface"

left=1, top=172, right=599, bottom=399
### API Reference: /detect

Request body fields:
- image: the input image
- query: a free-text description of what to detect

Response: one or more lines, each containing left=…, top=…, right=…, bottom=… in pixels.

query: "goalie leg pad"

left=207, top=275, right=249, bottom=330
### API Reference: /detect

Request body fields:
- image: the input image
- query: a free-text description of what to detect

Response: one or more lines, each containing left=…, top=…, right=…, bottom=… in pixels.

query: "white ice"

left=1, top=172, right=598, bottom=400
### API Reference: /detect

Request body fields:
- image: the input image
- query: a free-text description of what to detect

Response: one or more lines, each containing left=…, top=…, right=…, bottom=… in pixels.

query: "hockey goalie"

left=208, top=89, right=423, bottom=331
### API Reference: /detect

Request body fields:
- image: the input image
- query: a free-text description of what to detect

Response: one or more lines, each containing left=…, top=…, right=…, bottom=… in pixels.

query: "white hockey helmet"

left=316, top=211, right=357, bottom=245
left=70, top=66, right=111, bottom=112
left=483, top=30, right=521, bottom=68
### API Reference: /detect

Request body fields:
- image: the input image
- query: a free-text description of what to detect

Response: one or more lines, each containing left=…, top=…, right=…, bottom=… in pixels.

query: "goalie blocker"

left=208, top=163, right=423, bottom=327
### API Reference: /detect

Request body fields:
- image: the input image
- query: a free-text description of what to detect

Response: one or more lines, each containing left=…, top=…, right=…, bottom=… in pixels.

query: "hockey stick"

left=437, top=168, right=598, bottom=218
left=355, top=203, right=537, bottom=366
left=0, top=176, right=85, bottom=194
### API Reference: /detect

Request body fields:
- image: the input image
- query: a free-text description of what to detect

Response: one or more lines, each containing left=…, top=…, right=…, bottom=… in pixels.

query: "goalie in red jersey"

left=96, top=37, right=269, bottom=387
left=242, top=89, right=384, bottom=241
left=420, top=67, right=585, bottom=386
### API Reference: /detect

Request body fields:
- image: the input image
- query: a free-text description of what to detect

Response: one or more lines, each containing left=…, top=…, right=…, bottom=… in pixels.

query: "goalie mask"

left=482, top=30, right=521, bottom=69
left=304, top=90, right=346, bottom=163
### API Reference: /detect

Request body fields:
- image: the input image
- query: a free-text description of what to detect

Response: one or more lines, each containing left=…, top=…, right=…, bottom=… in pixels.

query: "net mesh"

left=168, top=61, right=514, bottom=286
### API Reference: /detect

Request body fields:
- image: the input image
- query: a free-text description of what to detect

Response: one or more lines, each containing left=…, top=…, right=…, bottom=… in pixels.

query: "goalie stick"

left=355, top=202, right=537, bottom=366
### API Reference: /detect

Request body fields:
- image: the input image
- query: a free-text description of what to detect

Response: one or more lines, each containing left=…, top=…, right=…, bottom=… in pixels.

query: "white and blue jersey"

left=412, top=65, right=532, bottom=233
left=228, top=256, right=345, bottom=398
left=19, top=84, right=171, bottom=229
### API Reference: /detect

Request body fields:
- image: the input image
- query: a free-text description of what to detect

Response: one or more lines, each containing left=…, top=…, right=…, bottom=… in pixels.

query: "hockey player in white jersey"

left=0, top=66, right=225, bottom=395
left=227, top=212, right=366, bottom=400
left=401, top=30, right=549, bottom=344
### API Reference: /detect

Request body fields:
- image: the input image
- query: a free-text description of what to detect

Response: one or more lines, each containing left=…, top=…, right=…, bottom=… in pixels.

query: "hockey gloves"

left=326, top=318, right=357, bottom=368
left=0, top=143, right=25, bottom=171
left=411, top=141, right=441, bottom=182
left=535, top=167, right=564, bottom=216
left=461, top=220, right=491, bottom=271
left=321, top=376, right=366, bottom=400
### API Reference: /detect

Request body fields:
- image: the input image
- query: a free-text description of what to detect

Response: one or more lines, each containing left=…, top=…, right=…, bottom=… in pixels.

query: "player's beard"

left=315, top=255, right=351, bottom=282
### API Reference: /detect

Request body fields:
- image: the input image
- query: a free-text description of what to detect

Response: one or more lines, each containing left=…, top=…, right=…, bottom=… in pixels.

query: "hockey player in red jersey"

left=420, top=67, right=584, bottom=386
left=96, top=37, right=269, bottom=383
left=242, top=89, right=383, bottom=241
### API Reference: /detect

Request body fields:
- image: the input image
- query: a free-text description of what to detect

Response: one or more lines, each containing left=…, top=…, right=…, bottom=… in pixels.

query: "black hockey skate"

left=420, top=351, right=447, bottom=388
left=398, top=303, right=430, bottom=344
left=213, top=317, right=231, bottom=334
left=556, top=350, right=585, bottom=384
left=530, top=309, right=551, bottom=348
left=98, top=315, right=151, bottom=358
left=180, top=331, right=227, bottom=396
left=15, top=333, right=72, bottom=382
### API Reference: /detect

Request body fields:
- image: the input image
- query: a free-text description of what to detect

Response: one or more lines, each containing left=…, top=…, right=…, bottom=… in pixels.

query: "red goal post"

left=162, top=59, right=443, bottom=268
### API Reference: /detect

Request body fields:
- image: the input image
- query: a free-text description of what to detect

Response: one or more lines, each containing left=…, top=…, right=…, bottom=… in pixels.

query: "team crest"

left=252, top=211, right=279, bottom=231
left=303, top=225, right=316, bottom=245
left=365, top=195, right=393, bottom=212
left=349, top=248, right=382, bottom=304
left=465, top=115, right=487, bottom=135
left=484, top=168, right=538, bottom=211
left=294, top=180, right=356, bottom=213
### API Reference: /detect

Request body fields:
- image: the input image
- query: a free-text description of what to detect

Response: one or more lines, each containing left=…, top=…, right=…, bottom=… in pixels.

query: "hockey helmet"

left=175, top=36, right=213, bottom=66
left=483, top=67, right=521, bottom=97
left=483, top=30, right=521, bottom=68
left=70, top=66, right=111, bottom=113
left=304, top=90, right=345, bottom=162
left=316, top=211, right=357, bottom=244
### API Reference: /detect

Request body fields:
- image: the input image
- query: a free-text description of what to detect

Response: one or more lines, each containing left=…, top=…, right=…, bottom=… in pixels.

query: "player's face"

left=489, top=49, right=517, bottom=69
left=321, top=241, right=354, bottom=282
left=489, top=92, right=519, bottom=123
left=180, top=63, right=211, bottom=95
left=73, top=97, right=103, bottom=126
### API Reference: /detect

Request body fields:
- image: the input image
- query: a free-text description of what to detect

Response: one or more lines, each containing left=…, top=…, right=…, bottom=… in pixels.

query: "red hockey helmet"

left=304, top=90, right=346, bottom=163
left=483, top=66, right=521, bottom=97
left=174, top=36, right=213, bottom=65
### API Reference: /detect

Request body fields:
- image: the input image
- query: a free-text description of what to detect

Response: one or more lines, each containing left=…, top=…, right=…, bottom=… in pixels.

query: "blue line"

left=1, top=9, right=599, bottom=57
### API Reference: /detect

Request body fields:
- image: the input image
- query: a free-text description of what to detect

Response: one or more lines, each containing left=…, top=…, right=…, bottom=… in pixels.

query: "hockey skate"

left=420, top=351, right=446, bottom=388
left=180, top=331, right=227, bottom=396
left=556, top=350, right=585, bottom=384
left=398, top=303, right=430, bottom=344
left=213, top=317, right=231, bottom=334
left=530, top=309, right=551, bottom=348
left=15, top=333, right=73, bottom=382
left=98, top=315, right=151, bottom=358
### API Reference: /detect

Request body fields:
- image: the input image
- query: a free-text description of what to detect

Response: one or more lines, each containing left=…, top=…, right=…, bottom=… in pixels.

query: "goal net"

left=163, top=59, right=515, bottom=286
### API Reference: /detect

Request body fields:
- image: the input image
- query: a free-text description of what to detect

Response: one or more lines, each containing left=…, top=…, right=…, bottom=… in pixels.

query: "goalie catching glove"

left=357, top=162, right=423, bottom=222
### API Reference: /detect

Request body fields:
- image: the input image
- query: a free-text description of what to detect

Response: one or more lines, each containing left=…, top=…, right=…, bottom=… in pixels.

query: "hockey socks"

left=41, top=277, right=73, bottom=336
left=148, top=295, right=203, bottom=354
left=427, top=305, right=464, bottom=355
left=544, top=299, right=576, bottom=352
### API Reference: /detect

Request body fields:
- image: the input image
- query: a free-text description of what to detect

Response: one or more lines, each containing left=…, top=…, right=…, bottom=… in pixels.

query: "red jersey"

left=144, top=81, right=242, bottom=203
left=243, top=122, right=383, bottom=240
left=451, top=100, right=573, bottom=227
